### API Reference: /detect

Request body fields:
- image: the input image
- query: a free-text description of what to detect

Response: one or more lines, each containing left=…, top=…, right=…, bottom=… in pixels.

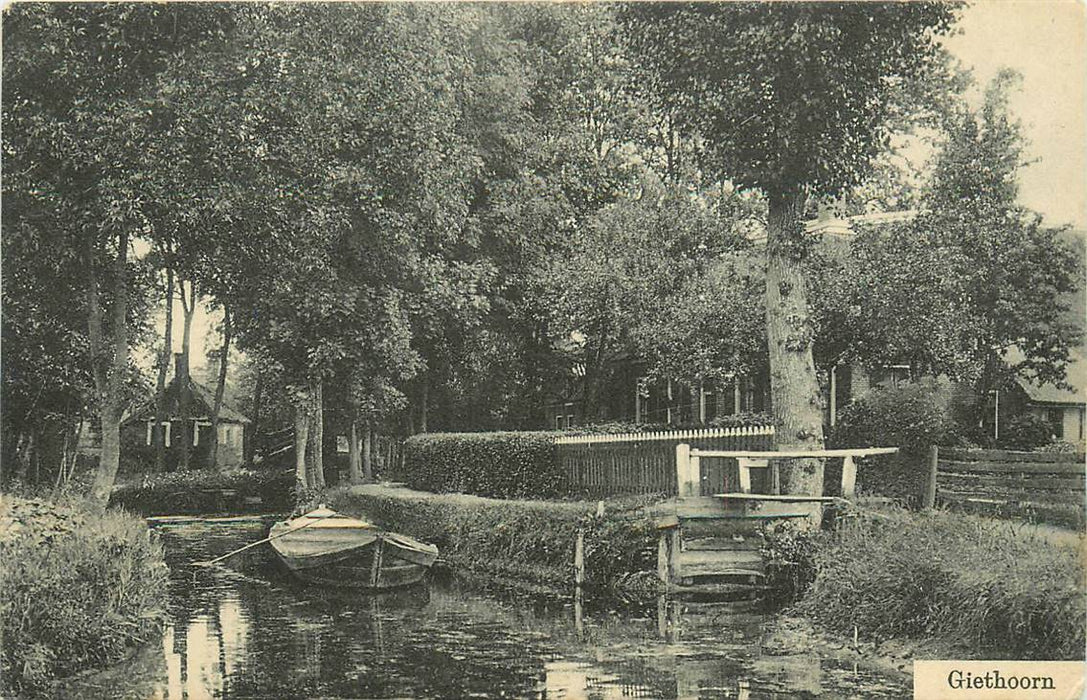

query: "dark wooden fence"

left=924, top=447, right=1085, bottom=527
left=556, top=427, right=776, bottom=498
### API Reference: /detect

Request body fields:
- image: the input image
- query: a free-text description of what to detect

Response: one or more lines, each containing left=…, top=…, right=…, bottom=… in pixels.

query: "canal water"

left=59, top=517, right=908, bottom=699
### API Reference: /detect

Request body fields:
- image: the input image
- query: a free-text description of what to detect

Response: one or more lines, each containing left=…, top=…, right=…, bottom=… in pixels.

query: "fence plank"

left=938, top=460, right=1085, bottom=476
left=939, top=489, right=1086, bottom=506
left=939, top=448, right=1081, bottom=463
left=933, top=447, right=1087, bottom=520
left=936, top=474, right=1085, bottom=491
left=555, top=427, right=775, bottom=498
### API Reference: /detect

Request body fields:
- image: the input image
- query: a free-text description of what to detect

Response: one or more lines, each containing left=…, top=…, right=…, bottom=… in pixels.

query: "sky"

left=162, top=0, right=1087, bottom=373
left=944, top=0, right=1087, bottom=230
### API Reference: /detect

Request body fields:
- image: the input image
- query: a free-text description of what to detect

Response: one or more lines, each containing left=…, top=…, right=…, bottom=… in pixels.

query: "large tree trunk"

left=153, top=267, right=174, bottom=473
left=246, top=367, right=263, bottom=466
left=764, top=189, right=825, bottom=527
left=88, top=229, right=130, bottom=508
left=362, top=423, right=373, bottom=482
left=209, top=305, right=232, bottom=469
left=419, top=380, right=429, bottom=433
left=313, top=379, right=325, bottom=488
left=178, top=280, right=196, bottom=470
left=294, top=398, right=309, bottom=491
left=348, top=417, right=362, bottom=484
left=305, top=378, right=325, bottom=489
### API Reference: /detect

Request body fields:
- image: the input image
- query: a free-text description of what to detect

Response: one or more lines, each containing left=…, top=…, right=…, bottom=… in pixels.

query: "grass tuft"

left=793, top=507, right=1085, bottom=659
left=1, top=496, right=168, bottom=695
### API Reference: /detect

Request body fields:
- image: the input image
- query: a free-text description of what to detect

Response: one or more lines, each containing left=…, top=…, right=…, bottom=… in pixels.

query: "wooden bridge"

left=656, top=444, right=898, bottom=597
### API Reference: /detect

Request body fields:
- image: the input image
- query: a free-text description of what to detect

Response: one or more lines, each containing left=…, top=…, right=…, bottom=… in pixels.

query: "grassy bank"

left=793, top=507, right=1085, bottom=660
left=110, top=468, right=295, bottom=516
left=326, top=484, right=662, bottom=599
left=1, top=496, right=168, bottom=696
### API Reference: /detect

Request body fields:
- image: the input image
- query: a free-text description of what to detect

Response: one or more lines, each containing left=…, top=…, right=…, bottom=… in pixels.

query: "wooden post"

left=737, top=458, right=753, bottom=494
left=574, top=529, right=585, bottom=588
left=841, top=455, right=857, bottom=498
left=923, top=445, right=939, bottom=510
left=829, top=365, right=837, bottom=427
left=675, top=443, right=693, bottom=496
left=657, top=531, right=670, bottom=584
left=690, top=452, right=701, bottom=497
left=669, top=527, right=681, bottom=580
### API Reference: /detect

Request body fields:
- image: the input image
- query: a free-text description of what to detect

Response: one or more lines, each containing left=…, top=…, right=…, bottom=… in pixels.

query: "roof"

left=124, top=375, right=250, bottom=424
left=1008, top=346, right=1087, bottom=406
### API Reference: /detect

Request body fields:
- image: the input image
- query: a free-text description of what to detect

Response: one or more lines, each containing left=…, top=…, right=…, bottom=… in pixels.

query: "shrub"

left=794, top=507, right=1085, bottom=659
left=707, top=412, right=777, bottom=429
left=559, top=413, right=775, bottom=436
left=325, top=487, right=660, bottom=598
left=997, top=414, right=1057, bottom=450
left=761, top=520, right=821, bottom=606
left=400, top=431, right=560, bottom=498
left=1, top=497, right=168, bottom=695
left=830, top=379, right=968, bottom=501
left=110, top=467, right=295, bottom=515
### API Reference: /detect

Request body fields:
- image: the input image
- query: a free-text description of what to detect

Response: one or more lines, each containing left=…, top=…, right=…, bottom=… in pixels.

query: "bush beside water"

left=327, top=486, right=661, bottom=599
left=110, top=468, right=295, bottom=515
left=793, top=507, right=1085, bottom=660
left=1, top=496, right=168, bottom=695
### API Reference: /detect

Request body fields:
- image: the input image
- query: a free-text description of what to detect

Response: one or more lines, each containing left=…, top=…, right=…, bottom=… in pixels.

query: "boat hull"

left=269, top=514, right=438, bottom=590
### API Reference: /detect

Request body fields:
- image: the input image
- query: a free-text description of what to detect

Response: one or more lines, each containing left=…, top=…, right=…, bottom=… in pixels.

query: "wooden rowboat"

left=269, top=507, right=438, bottom=590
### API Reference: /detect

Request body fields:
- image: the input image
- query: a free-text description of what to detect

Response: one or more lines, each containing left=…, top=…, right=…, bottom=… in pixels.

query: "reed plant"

left=1, top=496, right=168, bottom=695
left=793, top=507, right=1085, bottom=659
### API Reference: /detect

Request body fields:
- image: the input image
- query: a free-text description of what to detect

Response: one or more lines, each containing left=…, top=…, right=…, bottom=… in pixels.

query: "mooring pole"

left=574, top=528, right=585, bottom=588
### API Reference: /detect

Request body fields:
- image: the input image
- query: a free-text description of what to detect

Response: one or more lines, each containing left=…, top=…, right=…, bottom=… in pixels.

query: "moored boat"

left=269, top=507, right=438, bottom=590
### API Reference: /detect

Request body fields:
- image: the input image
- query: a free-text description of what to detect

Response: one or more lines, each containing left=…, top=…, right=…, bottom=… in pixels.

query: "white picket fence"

left=554, top=425, right=775, bottom=445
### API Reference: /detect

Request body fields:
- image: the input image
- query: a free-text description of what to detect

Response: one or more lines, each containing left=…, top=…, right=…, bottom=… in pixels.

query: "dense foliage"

left=2, top=3, right=1079, bottom=505
left=401, top=431, right=560, bottom=499
left=109, top=468, right=295, bottom=515
left=795, top=508, right=1085, bottom=660
left=997, top=414, right=1060, bottom=451
left=327, top=487, right=660, bottom=599
left=829, top=379, right=968, bottom=500
left=0, top=497, right=168, bottom=695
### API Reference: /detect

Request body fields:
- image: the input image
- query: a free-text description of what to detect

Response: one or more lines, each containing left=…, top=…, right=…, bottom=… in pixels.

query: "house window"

left=874, top=364, right=911, bottom=389
left=1046, top=408, right=1064, bottom=439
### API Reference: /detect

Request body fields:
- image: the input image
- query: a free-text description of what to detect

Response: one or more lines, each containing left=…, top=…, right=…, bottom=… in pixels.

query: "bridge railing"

left=678, top=444, right=900, bottom=498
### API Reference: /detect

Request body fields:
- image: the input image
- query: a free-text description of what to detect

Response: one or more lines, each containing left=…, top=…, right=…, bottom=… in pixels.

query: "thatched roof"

left=124, top=375, right=250, bottom=424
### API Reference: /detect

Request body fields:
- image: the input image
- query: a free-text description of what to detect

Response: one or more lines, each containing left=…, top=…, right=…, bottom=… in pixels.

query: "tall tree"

left=920, top=71, right=1080, bottom=428
left=623, top=3, right=960, bottom=518
left=3, top=3, right=229, bottom=504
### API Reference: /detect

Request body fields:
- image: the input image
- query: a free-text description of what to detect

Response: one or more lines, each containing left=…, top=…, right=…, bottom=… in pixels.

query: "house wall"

left=121, top=419, right=247, bottom=471
left=216, top=423, right=245, bottom=467
left=1026, top=404, right=1086, bottom=446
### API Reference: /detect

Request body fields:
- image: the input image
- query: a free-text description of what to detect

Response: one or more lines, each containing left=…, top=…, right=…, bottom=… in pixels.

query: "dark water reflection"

left=59, top=518, right=908, bottom=699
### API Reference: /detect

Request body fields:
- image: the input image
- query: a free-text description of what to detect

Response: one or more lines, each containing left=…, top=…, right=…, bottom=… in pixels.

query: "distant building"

left=999, top=347, right=1087, bottom=448
left=122, top=355, right=250, bottom=469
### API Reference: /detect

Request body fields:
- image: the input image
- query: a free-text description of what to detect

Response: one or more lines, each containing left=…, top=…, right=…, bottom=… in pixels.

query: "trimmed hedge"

left=326, top=485, right=661, bottom=599
left=401, top=431, right=561, bottom=498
